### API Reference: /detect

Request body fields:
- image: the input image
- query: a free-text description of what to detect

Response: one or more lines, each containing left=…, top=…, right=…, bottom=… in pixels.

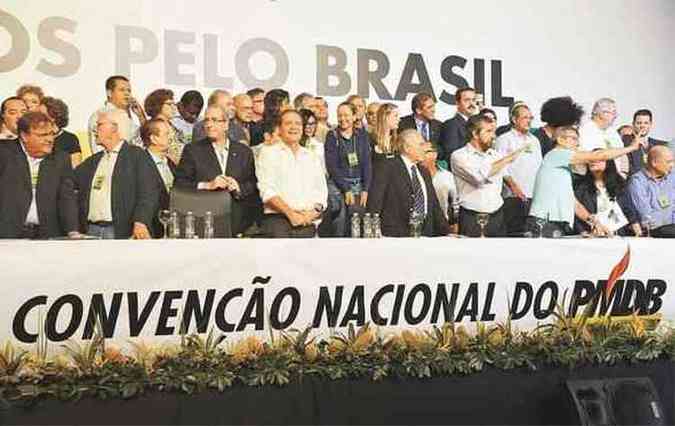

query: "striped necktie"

left=410, top=165, right=425, bottom=216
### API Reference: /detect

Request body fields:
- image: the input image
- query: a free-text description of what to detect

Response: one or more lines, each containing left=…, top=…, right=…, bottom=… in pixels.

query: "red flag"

left=605, top=245, right=631, bottom=299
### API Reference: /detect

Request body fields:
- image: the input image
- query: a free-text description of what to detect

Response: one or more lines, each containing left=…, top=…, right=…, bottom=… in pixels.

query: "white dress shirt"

left=197, top=141, right=229, bottom=190
left=401, top=155, right=428, bottom=215
left=431, top=168, right=459, bottom=219
left=88, top=102, right=140, bottom=154
left=148, top=150, right=174, bottom=191
left=494, top=129, right=543, bottom=198
left=88, top=141, right=124, bottom=222
left=256, top=142, right=327, bottom=213
left=19, top=142, right=43, bottom=225
left=451, top=143, right=506, bottom=213
left=574, top=119, right=628, bottom=176
left=305, top=137, right=327, bottom=176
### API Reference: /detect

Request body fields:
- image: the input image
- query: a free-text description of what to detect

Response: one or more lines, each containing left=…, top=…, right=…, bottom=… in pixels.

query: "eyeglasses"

left=203, top=118, right=226, bottom=124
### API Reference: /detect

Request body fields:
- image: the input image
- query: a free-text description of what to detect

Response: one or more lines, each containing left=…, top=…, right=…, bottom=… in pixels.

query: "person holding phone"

left=623, top=109, right=669, bottom=176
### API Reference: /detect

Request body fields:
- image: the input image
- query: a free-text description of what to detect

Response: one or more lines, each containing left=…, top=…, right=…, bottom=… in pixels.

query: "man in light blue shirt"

left=627, top=145, right=675, bottom=237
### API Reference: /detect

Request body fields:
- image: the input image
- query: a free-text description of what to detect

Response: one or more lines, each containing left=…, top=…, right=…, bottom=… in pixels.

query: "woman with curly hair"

left=143, top=88, right=186, bottom=164
left=17, top=84, right=44, bottom=112
left=528, top=97, right=641, bottom=236
left=40, top=96, right=82, bottom=167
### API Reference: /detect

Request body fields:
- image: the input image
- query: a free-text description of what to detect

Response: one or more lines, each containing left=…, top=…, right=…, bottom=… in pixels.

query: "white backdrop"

left=2, top=1, right=674, bottom=137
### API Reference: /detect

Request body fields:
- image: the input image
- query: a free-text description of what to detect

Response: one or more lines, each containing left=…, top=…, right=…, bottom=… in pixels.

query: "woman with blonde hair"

left=369, top=103, right=400, bottom=164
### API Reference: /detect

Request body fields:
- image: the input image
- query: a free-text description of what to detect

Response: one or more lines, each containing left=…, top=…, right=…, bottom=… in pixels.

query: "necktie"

left=422, top=122, right=429, bottom=141
left=410, top=165, right=425, bottom=216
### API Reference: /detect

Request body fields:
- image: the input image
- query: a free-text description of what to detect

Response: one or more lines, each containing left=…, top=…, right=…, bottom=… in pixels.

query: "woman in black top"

left=573, top=152, right=639, bottom=236
left=40, top=96, right=82, bottom=167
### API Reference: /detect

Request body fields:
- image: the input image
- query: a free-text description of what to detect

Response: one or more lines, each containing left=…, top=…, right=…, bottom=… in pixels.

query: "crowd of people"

left=0, top=76, right=673, bottom=239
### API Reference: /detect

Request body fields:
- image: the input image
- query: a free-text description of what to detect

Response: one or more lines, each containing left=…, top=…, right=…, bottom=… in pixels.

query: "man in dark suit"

left=624, top=109, right=668, bottom=176
left=398, top=93, right=443, bottom=154
left=140, top=118, right=176, bottom=238
left=0, top=112, right=79, bottom=239
left=175, top=105, right=259, bottom=236
left=75, top=110, right=159, bottom=239
left=367, top=129, right=450, bottom=237
left=439, top=87, right=478, bottom=166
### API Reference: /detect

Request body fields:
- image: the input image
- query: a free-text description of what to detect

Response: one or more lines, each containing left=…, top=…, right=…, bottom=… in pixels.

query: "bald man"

left=628, top=145, right=675, bottom=238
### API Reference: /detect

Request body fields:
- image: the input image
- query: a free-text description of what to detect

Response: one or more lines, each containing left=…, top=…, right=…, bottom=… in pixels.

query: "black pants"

left=459, top=207, right=506, bottom=238
left=262, top=214, right=316, bottom=238
left=652, top=224, right=675, bottom=238
left=503, top=197, right=530, bottom=236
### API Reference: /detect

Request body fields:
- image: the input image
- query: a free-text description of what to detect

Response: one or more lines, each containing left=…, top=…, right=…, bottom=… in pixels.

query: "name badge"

left=347, top=152, right=359, bottom=167
left=658, top=194, right=671, bottom=209
left=31, top=171, right=39, bottom=188
left=93, top=175, right=105, bottom=191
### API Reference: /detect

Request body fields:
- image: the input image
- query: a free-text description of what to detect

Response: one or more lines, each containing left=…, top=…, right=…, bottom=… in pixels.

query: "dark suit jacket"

left=439, top=113, right=468, bottom=165
left=0, top=141, right=79, bottom=238
left=144, top=150, right=176, bottom=238
left=398, top=115, right=442, bottom=146
left=367, top=155, right=450, bottom=237
left=174, top=138, right=258, bottom=235
left=75, top=142, right=159, bottom=238
left=623, top=135, right=668, bottom=176
left=573, top=179, right=638, bottom=235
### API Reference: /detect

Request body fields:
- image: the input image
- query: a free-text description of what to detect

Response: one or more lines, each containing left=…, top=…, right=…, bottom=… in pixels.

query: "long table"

left=1, top=238, right=672, bottom=348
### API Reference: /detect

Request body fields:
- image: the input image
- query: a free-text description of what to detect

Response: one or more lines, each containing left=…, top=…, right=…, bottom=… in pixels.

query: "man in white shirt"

left=575, top=98, right=628, bottom=177
left=451, top=114, right=524, bottom=237
left=171, top=90, right=204, bottom=145
left=87, top=76, right=146, bottom=154
left=494, top=104, right=543, bottom=235
left=256, top=109, right=327, bottom=237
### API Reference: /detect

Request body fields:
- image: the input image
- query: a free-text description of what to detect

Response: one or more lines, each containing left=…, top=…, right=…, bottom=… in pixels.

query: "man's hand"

left=449, top=224, right=459, bottom=234
left=359, top=191, right=368, bottom=207
left=512, top=185, right=527, bottom=202
left=129, top=97, right=146, bottom=122
left=67, top=231, right=84, bottom=239
left=631, top=223, right=642, bottom=237
left=592, top=221, right=611, bottom=237
left=345, top=191, right=355, bottom=206
left=286, top=210, right=306, bottom=227
left=132, top=222, right=151, bottom=239
left=224, top=176, right=240, bottom=193
left=205, top=176, right=229, bottom=190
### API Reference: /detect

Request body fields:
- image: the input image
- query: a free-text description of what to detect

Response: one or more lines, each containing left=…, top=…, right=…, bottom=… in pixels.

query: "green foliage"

left=2, top=316, right=675, bottom=405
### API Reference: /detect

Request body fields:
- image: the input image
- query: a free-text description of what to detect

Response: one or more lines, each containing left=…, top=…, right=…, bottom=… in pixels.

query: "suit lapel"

left=203, top=140, right=224, bottom=176
left=13, top=144, right=33, bottom=219
left=225, top=143, right=239, bottom=176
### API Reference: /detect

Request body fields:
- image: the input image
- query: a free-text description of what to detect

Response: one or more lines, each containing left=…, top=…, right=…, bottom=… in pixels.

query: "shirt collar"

left=400, top=154, right=418, bottom=171
left=212, top=139, right=230, bottom=151
left=466, top=142, right=494, bottom=157
left=105, top=140, right=125, bottom=154
left=414, top=115, right=427, bottom=127
left=457, top=112, right=470, bottom=122
left=147, top=149, right=166, bottom=165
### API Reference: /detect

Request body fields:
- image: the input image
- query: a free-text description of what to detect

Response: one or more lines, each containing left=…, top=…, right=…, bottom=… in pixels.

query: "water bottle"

left=185, top=211, right=195, bottom=239
left=203, top=211, right=214, bottom=239
left=373, top=213, right=382, bottom=238
left=350, top=212, right=361, bottom=238
left=169, top=211, right=180, bottom=239
left=363, top=213, right=372, bottom=238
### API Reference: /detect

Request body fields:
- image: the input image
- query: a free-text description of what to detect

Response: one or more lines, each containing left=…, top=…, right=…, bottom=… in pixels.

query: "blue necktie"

left=422, top=122, right=429, bottom=141
left=411, top=165, right=425, bottom=216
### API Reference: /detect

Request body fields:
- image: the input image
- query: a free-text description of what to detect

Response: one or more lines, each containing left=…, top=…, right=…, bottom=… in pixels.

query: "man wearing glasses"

left=175, top=105, right=259, bottom=236
left=575, top=98, right=629, bottom=177
left=0, top=112, right=81, bottom=239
